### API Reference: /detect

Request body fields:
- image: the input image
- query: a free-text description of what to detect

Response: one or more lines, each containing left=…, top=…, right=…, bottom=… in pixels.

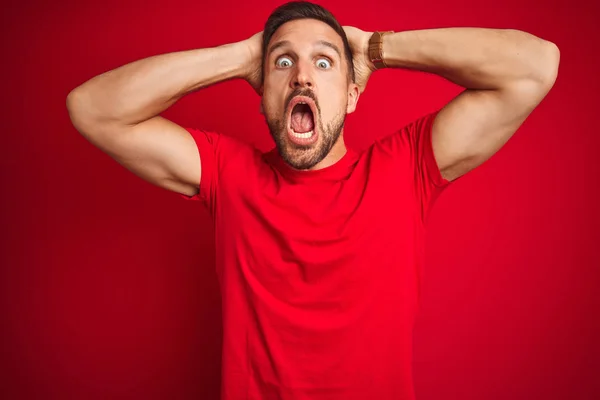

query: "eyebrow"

left=267, top=40, right=342, bottom=59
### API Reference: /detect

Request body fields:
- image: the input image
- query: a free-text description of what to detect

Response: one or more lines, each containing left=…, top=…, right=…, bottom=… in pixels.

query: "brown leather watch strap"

left=368, top=31, right=394, bottom=70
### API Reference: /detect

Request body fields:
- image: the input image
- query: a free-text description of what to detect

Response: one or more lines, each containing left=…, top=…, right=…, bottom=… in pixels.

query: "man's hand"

left=242, top=31, right=264, bottom=95
left=343, top=26, right=375, bottom=93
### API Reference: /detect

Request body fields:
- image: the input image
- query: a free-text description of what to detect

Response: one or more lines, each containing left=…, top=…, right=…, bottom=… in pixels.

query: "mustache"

left=285, top=88, right=319, bottom=112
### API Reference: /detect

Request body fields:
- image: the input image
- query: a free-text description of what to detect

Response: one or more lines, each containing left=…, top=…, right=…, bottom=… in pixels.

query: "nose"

left=290, top=59, right=313, bottom=90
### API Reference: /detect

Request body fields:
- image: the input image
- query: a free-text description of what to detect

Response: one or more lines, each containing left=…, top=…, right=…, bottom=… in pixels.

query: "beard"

left=264, top=89, right=347, bottom=170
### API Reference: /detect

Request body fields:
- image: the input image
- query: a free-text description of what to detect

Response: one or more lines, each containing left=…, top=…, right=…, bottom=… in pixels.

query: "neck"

left=307, top=132, right=347, bottom=171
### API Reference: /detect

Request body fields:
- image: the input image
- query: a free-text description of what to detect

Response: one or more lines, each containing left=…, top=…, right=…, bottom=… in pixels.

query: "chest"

left=214, top=171, right=421, bottom=304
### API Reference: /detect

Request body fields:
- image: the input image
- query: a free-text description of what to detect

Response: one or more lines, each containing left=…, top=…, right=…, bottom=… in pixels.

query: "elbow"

left=66, top=86, right=94, bottom=116
left=506, top=40, right=559, bottom=108
left=537, top=40, right=560, bottom=89
left=66, top=89, right=87, bottom=134
left=518, top=40, right=560, bottom=100
left=66, top=88, right=100, bottom=136
left=66, top=88, right=80, bottom=116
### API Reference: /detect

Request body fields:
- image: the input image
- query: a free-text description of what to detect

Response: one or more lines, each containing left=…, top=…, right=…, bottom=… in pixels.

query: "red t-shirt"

left=182, top=111, right=449, bottom=400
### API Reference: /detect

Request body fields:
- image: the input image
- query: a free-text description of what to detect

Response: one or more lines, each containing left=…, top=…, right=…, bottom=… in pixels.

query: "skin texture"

left=259, top=19, right=360, bottom=170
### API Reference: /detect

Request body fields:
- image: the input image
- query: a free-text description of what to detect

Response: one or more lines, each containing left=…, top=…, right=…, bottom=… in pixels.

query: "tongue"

left=291, top=105, right=314, bottom=133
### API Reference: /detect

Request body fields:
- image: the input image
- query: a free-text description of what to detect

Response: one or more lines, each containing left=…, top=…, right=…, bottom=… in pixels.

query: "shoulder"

left=371, top=111, right=440, bottom=155
left=358, top=111, right=439, bottom=174
left=184, top=127, right=262, bottom=162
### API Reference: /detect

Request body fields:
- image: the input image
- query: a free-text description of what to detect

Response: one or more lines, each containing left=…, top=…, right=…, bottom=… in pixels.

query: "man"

left=66, top=1, right=559, bottom=399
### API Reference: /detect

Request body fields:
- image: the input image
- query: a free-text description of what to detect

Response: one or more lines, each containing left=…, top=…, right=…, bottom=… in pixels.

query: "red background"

left=1, top=0, right=599, bottom=399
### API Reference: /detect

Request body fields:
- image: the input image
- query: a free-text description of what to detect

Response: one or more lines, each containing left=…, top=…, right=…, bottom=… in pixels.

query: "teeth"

left=291, top=129, right=314, bottom=139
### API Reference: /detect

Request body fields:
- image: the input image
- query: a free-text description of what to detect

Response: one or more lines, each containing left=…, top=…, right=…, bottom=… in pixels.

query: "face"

left=260, top=19, right=359, bottom=170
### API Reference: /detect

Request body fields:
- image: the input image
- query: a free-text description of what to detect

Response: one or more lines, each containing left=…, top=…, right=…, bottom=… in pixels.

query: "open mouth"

left=287, top=96, right=318, bottom=145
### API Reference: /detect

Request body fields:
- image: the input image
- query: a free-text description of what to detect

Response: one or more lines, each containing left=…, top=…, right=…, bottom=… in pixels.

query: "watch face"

left=369, top=35, right=383, bottom=64
left=368, top=31, right=393, bottom=68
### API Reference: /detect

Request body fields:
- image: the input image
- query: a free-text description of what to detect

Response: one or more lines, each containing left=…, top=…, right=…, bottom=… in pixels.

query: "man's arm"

left=66, top=33, right=263, bottom=196
left=381, top=28, right=560, bottom=181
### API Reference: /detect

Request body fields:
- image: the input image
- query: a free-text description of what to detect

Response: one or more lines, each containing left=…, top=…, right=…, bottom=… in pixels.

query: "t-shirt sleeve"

left=178, top=128, right=250, bottom=214
left=379, top=111, right=450, bottom=224
left=178, top=128, right=220, bottom=209
left=411, top=111, right=449, bottom=220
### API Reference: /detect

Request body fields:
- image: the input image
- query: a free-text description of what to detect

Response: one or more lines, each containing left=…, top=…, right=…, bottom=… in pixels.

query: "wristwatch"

left=368, top=31, right=394, bottom=69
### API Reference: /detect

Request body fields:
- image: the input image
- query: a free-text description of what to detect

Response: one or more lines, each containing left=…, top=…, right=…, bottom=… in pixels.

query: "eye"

left=316, top=58, right=332, bottom=69
left=276, top=56, right=293, bottom=68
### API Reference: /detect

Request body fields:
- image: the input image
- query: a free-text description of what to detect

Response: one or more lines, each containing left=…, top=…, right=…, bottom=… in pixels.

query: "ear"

left=346, top=82, right=360, bottom=114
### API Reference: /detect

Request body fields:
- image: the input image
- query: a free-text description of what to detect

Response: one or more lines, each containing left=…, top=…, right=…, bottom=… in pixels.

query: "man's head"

left=260, top=1, right=360, bottom=170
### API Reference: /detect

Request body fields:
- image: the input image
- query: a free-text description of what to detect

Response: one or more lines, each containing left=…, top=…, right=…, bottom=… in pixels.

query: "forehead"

left=268, top=19, right=343, bottom=53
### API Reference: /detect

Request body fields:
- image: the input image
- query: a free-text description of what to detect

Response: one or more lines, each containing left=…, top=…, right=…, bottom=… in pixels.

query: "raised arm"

left=66, top=32, right=263, bottom=196
left=344, top=26, right=560, bottom=182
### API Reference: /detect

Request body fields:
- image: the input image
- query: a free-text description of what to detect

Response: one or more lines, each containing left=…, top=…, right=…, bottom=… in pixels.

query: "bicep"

left=432, top=81, right=548, bottom=182
left=77, top=116, right=201, bottom=196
